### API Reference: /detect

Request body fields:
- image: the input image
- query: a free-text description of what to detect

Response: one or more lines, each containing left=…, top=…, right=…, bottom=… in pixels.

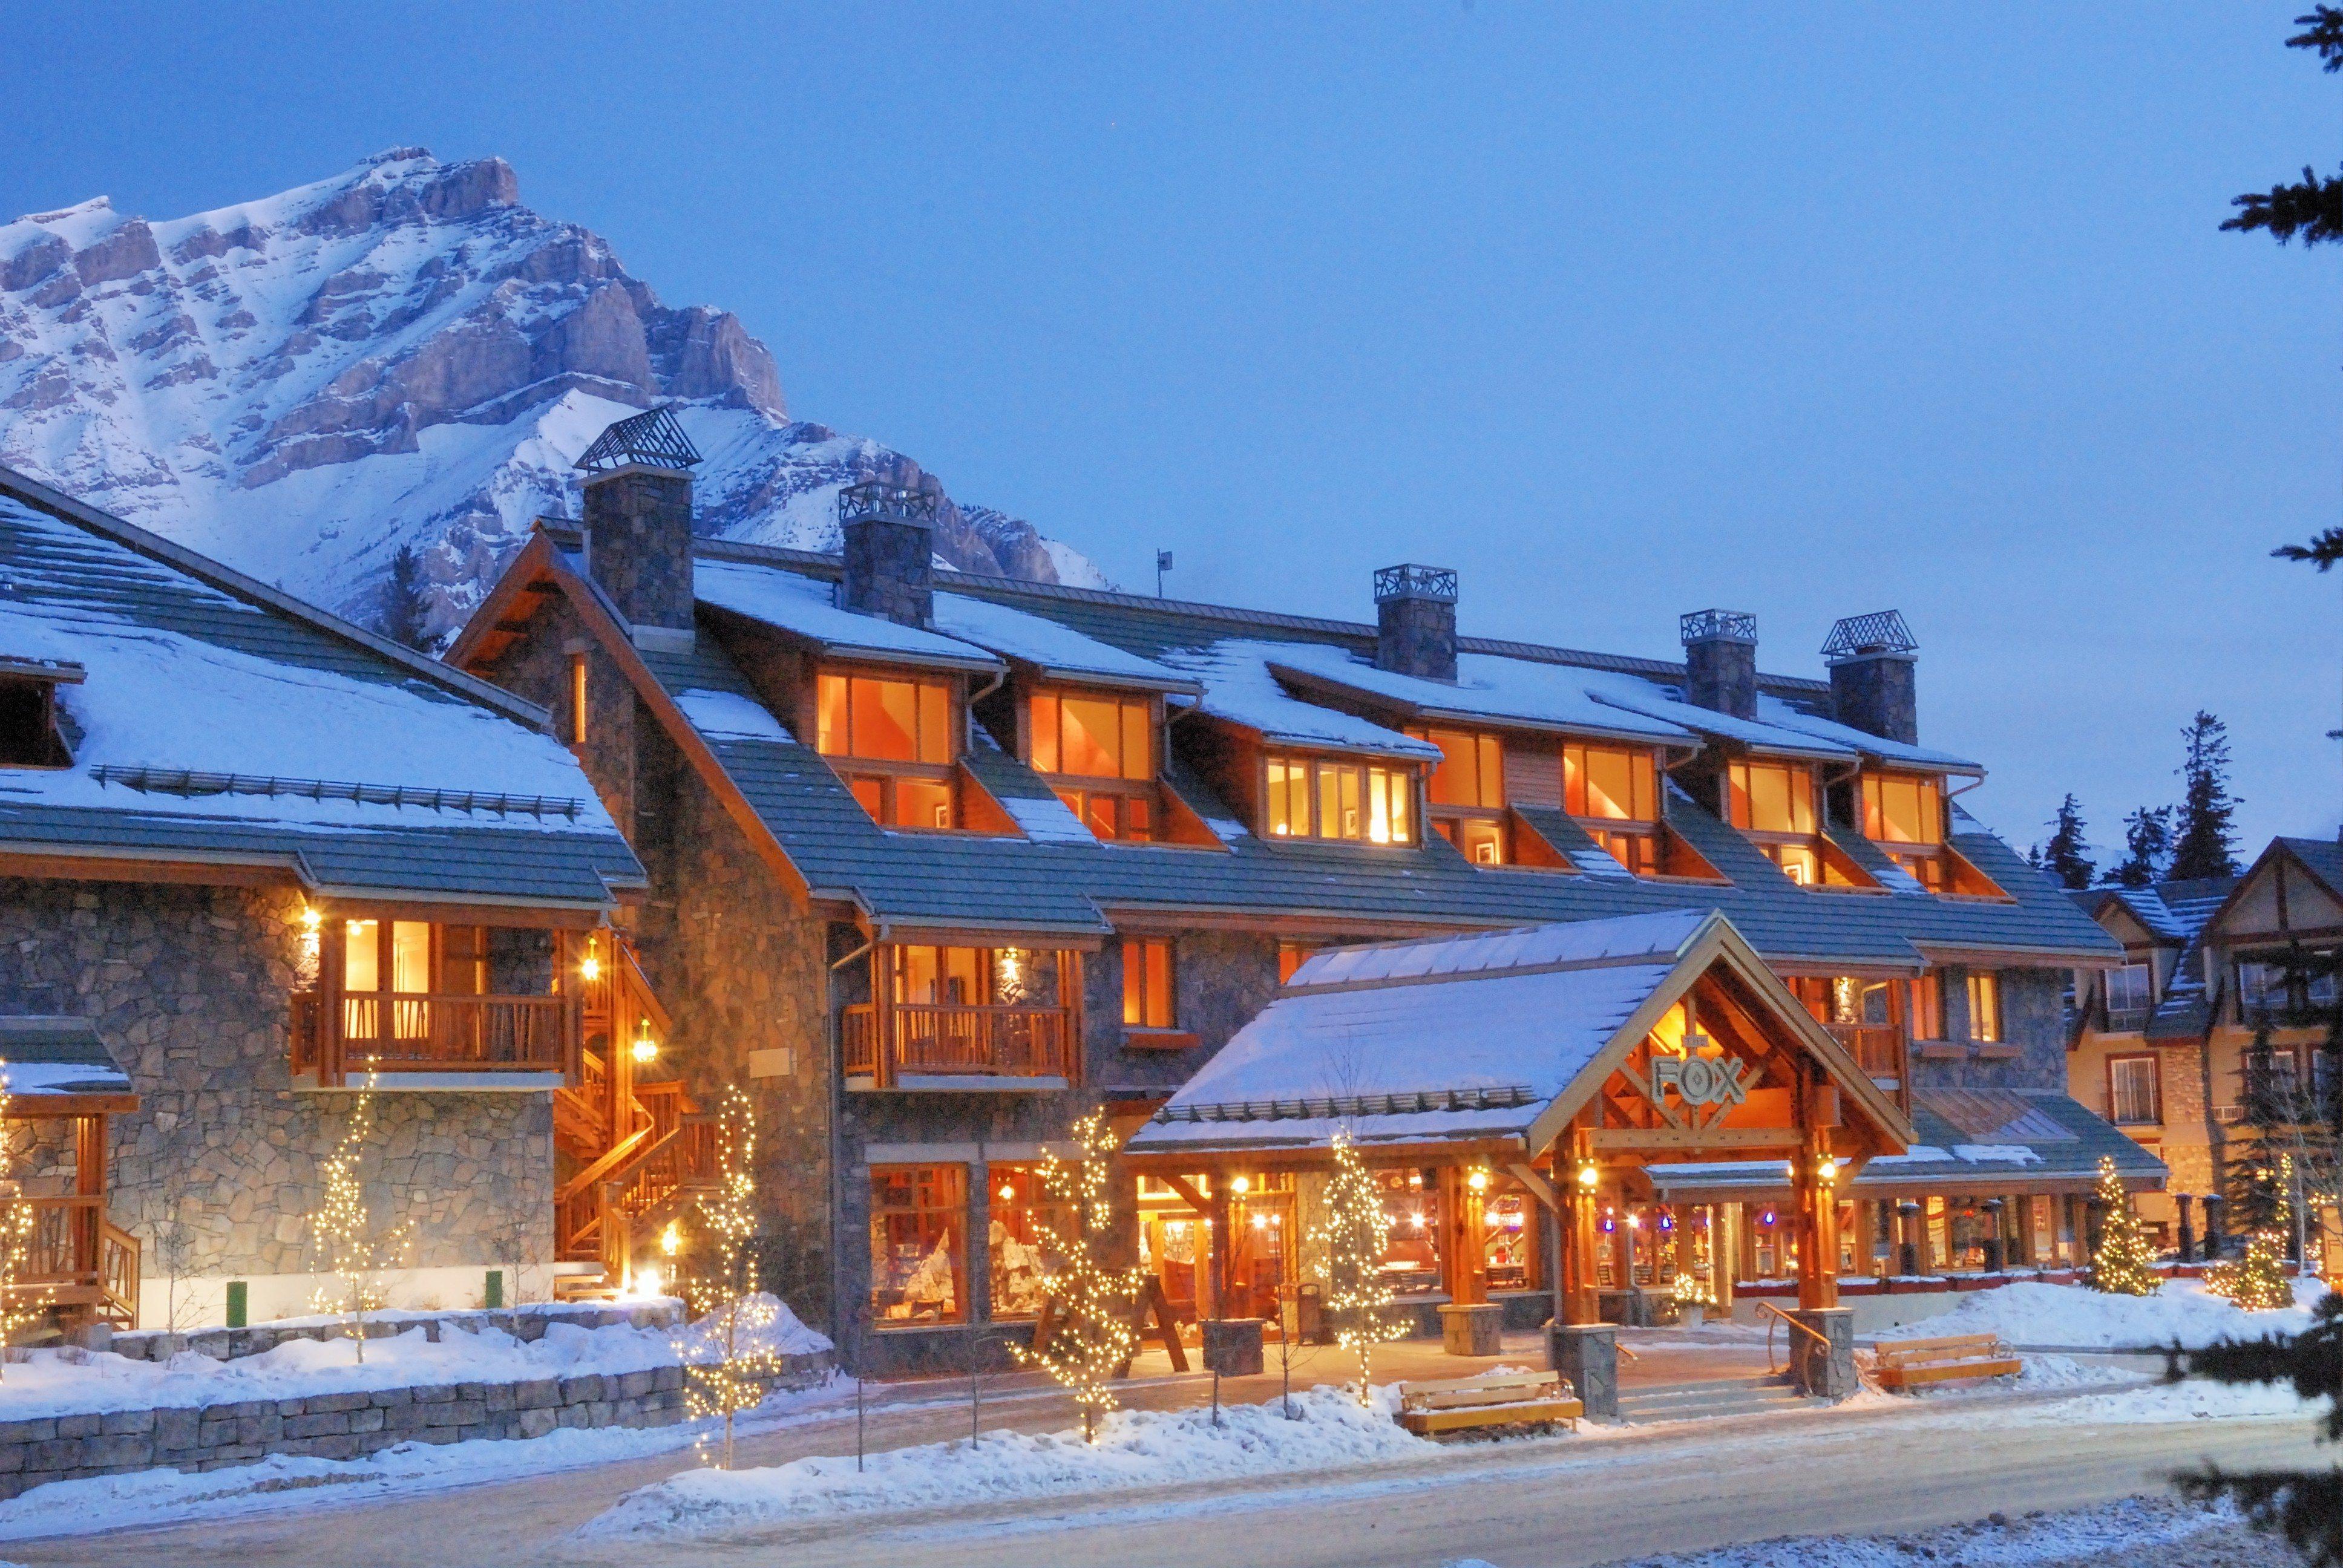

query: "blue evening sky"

left=8, top=4, right=2338, bottom=861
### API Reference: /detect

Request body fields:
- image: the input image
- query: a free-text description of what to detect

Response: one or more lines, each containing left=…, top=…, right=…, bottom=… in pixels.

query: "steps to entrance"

left=1616, top=1373, right=1821, bottom=1423
left=552, top=1268, right=620, bottom=1304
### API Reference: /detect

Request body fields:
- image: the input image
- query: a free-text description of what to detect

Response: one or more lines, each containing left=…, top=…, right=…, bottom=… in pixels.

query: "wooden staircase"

left=552, top=934, right=721, bottom=1295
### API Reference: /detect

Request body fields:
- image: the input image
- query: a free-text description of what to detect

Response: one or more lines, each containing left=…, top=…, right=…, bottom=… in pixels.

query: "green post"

left=485, top=1269, right=504, bottom=1310
left=226, top=1280, right=247, bottom=1329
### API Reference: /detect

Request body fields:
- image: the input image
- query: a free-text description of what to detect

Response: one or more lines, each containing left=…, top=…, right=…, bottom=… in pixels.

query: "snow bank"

left=0, top=1296, right=828, bottom=1422
left=1552, top=1495, right=2244, bottom=1568
left=1873, top=1277, right=2328, bottom=1350
left=578, top=1383, right=1458, bottom=1541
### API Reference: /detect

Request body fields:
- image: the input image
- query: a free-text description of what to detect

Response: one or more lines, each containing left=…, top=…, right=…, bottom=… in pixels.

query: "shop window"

left=869, top=1165, right=966, bottom=1325
left=1122, top=938, right=1174, bottom=1028
left=1263, top=753, right=1414, bottom=844
left=1861, top=773, right=1944, bottom=844
left=2109, top=1056, right=2160, bottom=1125
left=1378, top=1169, right=1441, bottom=1296
left=1278, top=941, right=1320, bottom=985
left=988, top=1166, right=1068, bottom=1319
left=1966, top=972, right=2001, bottom=1043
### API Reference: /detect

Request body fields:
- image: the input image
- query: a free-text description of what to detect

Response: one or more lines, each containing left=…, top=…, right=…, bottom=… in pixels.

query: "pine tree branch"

left=2224, top=169, right=2343, bottom=246
left=2175, top=1465, right=2343, bottom=1568
left=2275, top=527, right=2343, bottom=570
left=2289, top=5, right=2343, bottom=70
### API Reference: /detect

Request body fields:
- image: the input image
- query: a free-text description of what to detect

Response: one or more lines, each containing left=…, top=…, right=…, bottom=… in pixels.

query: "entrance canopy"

left=1126, top=909, right=1913, bottom=1172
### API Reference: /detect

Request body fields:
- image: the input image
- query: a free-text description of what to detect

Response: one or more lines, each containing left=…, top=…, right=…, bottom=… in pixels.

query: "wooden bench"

left=1396, top=1371, right=1582, bottom=1438
left=1870, top=1334, right=2022, bottom=1390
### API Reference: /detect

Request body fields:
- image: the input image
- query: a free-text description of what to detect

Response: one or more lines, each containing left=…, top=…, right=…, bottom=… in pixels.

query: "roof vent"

left=1821, top=610, right=1916, bottom=665
left=575, top=405, right=701, bottom=474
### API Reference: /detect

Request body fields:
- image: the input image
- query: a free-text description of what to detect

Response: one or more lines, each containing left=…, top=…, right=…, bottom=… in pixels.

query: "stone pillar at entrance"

left=1787, top=1307, right=1856, bottom=1400
left=1548, top=1322, right=1620, bottom=1420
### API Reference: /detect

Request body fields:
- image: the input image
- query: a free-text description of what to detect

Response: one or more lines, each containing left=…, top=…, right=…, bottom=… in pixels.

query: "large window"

left=1728, top=759, right=1821, bottom=884
left=1966, top=971, right=2001, bottom=1044
left=1264, top=754, right=1414, bottom=844
left=1861, top=774, right=1944, bottom=844
left=1122, top=937, right=1175, bottom=1028
left=1564, top=742, right=1659, bottom=874
left=2108, top=1056, right=2160, bottom=1126
left=869, top=1166, right=966, bottom=1325
left=1907, top=973, right=1944, bottom=1040
left=2105, top=962, right=2152, bottom=1018
left=818, top=671, right=957, bottom=829
left=1030, top=690, right=1160, bottom=841
left=1411, top=727, right=1506, bottom=864
left=342, top=918, right=487, bottom=1043
left=893, top=945, right=988, bottom=1005
left=988, top=1166, right=1068, bottom=1319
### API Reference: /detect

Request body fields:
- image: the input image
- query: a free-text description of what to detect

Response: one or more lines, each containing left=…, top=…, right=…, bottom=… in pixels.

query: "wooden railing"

left=1824, top=1024, right=1905, bottom=1080
left=843, top=1002, right=1074, bottom=1083
left=292, top=990, right=578, bottom=1085
left=8, top=1196, right=138, bottom=1325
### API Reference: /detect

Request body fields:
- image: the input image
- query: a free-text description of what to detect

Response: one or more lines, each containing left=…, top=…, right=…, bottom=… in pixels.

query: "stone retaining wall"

left=0, top=1349, right=832, bottom=1500
left=110, top=1301, right=681, bottom=1364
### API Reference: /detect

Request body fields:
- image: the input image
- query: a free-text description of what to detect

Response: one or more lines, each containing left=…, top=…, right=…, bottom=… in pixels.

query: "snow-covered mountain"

left=0, top=148, right=1109, bottom=643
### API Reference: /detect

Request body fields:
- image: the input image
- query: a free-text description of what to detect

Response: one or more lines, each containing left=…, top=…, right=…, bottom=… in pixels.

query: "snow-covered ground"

left=1872, top=1276, right=2328, bottom=1349
left=577, top=1383, right=1486, bottom=1542
left=1524, top=1496, right=2274, bottom=1568
left=0, top=1295, right=827, bottom=1421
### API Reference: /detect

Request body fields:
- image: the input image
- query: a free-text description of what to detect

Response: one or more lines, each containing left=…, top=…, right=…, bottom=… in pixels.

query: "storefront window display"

left=870, top=1165, right=966, bottom=1325
left=988, top=1166, right=1068, bottom=1319
left=1378, top=1169, right=1442, bottom=1296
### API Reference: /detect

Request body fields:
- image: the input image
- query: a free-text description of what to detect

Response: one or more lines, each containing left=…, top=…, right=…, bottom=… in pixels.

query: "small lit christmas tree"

left=1308, top=1128, right=1400, bottom=1405
left=0, top=1067, right=50, bottom=1374
left=308, top=1067, right=413, bottom=1362
left=2207, top=1155, right=2296, bottom=1312
left=675, top=1085, right=784, bottom=1471
left=1015, top=1109, right=1144, bottom=1443
left=2085, top=1155, right=2159, bottom=1296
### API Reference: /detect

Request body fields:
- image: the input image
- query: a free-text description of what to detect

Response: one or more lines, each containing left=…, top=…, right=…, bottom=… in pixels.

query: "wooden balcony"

left=1824, top=1023, right=1906, bottom=1082
left=291, top=990, right=580, bottom=1087
left=843, top=1002, right=1075, bottom=1087
left=7, top=1194, right=139, bottom=1328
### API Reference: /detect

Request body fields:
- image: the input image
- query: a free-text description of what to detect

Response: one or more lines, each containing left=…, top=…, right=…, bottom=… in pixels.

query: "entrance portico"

left=1124, top=909, right=1914, bottom=1405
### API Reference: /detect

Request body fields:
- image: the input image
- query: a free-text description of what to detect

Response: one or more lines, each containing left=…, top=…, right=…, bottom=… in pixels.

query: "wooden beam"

left=1159, top=1173, right=1211, bottom=1216
left=1506, top=1161, right=1562, bottom=1215
left=1589, top=1126, right=1802, bottom=1152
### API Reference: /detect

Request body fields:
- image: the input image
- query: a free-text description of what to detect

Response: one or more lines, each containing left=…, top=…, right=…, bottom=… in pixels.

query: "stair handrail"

left=557, top=1122, right=654, bottom=1207
left=1753, top=1299, right=1831, bottom=1374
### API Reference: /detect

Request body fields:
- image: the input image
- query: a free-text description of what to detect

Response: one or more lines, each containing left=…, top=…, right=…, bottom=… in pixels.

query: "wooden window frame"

left=1028, top=687, right=1165, bottom=843
left=1122, top=936, right=1176, bottom=1029
left=814, top=665, right=965, bottom=831
left=1966, top=970, right=2001, bottom=1044
left=1260, top=751, right=1417, bottom=845
left=1412, top=726, right=1508, bottom=864
left=568, top=653, right=589, bottom=748
left=1860, top=771, right=1946, bottom=847
left=2106, top=1053, right=2161, bottom=1127
left=868, top=1164, right=969, bottom=1327
left=1907, top=973, right=1945, bottom=1041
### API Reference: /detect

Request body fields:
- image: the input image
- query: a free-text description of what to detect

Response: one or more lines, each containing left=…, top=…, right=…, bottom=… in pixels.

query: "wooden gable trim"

left=2201, top=840, right=2343, bottom=949
left=449, top=547, right=816, bottom=907
left=0, top=846, right=307, bottom=891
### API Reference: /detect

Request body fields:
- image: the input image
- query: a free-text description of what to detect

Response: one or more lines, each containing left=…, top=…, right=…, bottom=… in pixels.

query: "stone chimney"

left=1679, top=610, right=1758, bottom=720
left=839, top=478, right=942, bottom=628
left=1374, top=564, right=1458, bottom=681
left=575, top=406, right=700, bottom=647
left=1821, top=610, right=1919, bottom=745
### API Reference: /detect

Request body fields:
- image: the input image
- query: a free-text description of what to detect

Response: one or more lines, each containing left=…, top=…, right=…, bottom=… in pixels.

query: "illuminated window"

left=894, top=945, right=988, bottom=1005
left=1122, top=938, right=1175, bottom=1028
left=1565, top=743, right=1656, bottom=822
left=1435, top=816, right=1508, bottom=866
left=1277, top=942, right=1320, bottom=985
left=1966, top=971, right=2001, bottom=1043
left=1728, top=759, right=1823, bottom=884
left=869, top=1166, right=966, bottom=1324
left=1263, top=754, right=1414, bottom=844
left=1907, top=973, right=1945, bottom=1040
left=1861, top=773, right=1943, bottom=844
left=1054, top=787, right=1155, bottom=842
left=2108, top=1056, right=2159, bottom=1125
left=341, top=918, right=483, bottom=1045
left=1588, top=827, right=1657, bottom=875
left=818, top=669, right=958, bottom=829
left=1031, top=690, right=1160, bottom=841
left=988, top=1166, right=1069, bottom=1318
left=568, top=654, right=589, bottom=747
left=1412, top=728, right=1506, bottom=864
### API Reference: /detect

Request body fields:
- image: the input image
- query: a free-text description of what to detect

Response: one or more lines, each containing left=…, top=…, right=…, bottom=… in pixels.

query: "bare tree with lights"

left=307, top=1068, right=413, bottom=1363
left=1308, top=1128, right=1400, bottom=1405
left=675, top=1085, right=784, bottom=1471
left=1014, top=1109, right=1144, bottom=1443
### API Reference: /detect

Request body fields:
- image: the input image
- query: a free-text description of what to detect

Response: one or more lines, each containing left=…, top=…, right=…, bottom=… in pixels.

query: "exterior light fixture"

left=580, top=952, right=603, bottom=982
left=1626, top=1212, right=1642, bottom=1230
left=635, top=1265, right=663, bottom=1299
left=1576, top=1162, right=1600, bottom=1192
left=299, top=906, right=323, bottom=935
left=1659, top=1212, right=1676, bottom=1232
left=1467, top=1168, right=1490, bottom=1193
left=998, top=1183, right=1015, bottom=1203
left=1230, top=1175, right=1251, bottom=1196
left=660, top=1221, right=682, bottom=1257
left=631, top=1019, right=660, bottom=1063
left=1760, top=1207, right=1778, bottom=1227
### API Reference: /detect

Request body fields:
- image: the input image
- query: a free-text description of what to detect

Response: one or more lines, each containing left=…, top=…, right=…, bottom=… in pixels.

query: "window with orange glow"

left=569, top=654, right=589, bottom=747
left=1728, top=759, right=1824, bottom=884
left=869, top=1166, right=965, bottom=1325
left=816, top=672, right=952, bottom=763
left=1967, top=972, right=2001, bottom=1043
left=1412, top=728, right=1506, bottom=864
left=1122, top=938, right=1175, bottom=1028
left=893, top=945, right=988, bottom=1005
left=1861, top=773, right=1944, bottom=844
left=1031, top=691, right=1152, bottom=781
left=1565, top=743, right=1657, bottom=822
left=1263, top=754, right=1414, bottom=844
left=1277, top=942, right=1320, bottom=985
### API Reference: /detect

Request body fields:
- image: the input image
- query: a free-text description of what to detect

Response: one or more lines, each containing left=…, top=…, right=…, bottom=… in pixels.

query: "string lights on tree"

left=1308, top=1128, right=1400, bottom=1405
left=1014, top=1109, right=1144, bottom=1444
left=2206, top=1155, right=2296, bottom=1312
left=2083, top=1154, right=2158, bottom=1297
left=0, top=1066, right=49, bottom=1374
left=307, top=1065, right=415, bottom=1362
left=675, top=1085, right=784, bottom=1471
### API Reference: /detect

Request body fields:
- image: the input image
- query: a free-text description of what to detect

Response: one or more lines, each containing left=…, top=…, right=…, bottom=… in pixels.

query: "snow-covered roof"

left=0, top=1017, right=133, bottom=1103
left=693, top=559, right=1002, bottom=671
left=0, top=480, right=641, bottom=906
left=931, top=592, right=1200, bottom=693
left=1153, top=641, right=1441, bottom=759
left=1262, top=644, right=1696, bottom=744
left=1750, top=693, right=1981, bottom=773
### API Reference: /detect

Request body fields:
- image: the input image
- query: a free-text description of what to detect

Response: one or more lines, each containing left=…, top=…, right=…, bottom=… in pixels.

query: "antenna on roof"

left=1156, top=549, right=1173, bottom=598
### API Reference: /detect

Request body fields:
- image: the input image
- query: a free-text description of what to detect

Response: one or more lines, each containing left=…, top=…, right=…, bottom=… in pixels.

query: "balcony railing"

left=843, top=1002, right=1074, bottom=1085
left=7, top=1195, right=139, bottom=1326
left=1823, top=1024, right=1905, bottom=1080
left=292, top=990, right=578, bottom=1086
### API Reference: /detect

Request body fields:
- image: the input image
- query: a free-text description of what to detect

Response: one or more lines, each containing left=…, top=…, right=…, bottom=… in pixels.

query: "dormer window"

left=1409, top=727, right=1506, bottom=864
left=1861, top=772, right=1947, bottom=887
left=0, top=659, right=80, bottom=769
left=817, top=670, right=958, bottom=829
left=1030, top=690, right=1158, bottom=841
left=1564, top=742, right=1659, bottom=874
left=1727, top=758, right=1821, bottom=883
left=1265, top=752, right=1414, bottom=844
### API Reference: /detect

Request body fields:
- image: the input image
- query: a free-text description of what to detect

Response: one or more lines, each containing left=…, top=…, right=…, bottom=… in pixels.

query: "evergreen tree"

left=2168, top=713, right=2243, bottom=880
left=2034, top=794, right=2096, bottom=889
left=380, top=544, right=430, bottom=650
left=2085, top=1156, right=2159, bottom=1296
left=2104, top=806, right=2172, bottom=889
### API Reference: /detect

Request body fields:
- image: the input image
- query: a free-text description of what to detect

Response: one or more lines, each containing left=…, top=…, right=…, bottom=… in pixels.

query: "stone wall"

left=0, top=878, right=552, bottom=1307
left=0, top=1349, right=831, bottom=1500
left=1910, top=967, right=2068, bottom=1091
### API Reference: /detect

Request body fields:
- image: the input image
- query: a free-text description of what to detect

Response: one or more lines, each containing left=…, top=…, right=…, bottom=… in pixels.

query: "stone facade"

left=582, top=468, right=696, bottom=632
left=0, top=877, right=553, bottom=1316
left=1909, top=966, right=2067, bottom=1092
left=1682, top=632, right=1758, bottom=719
left=1374, top=592, right=1457, bottom=682
left=1827, top=653, right=1919, bottom=746
left=842, top=514, right=936, bottom=628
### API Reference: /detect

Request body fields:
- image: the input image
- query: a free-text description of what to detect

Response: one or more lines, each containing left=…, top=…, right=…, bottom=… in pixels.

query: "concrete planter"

left=1438, top=1302, right=1504, bottom=1357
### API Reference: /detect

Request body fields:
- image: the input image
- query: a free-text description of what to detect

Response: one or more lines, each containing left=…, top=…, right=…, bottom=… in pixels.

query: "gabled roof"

left=0, top=468, right=642, bottom=910
left=1259, top=644, right=1696, bottom=745
left=1125, top=909, right=1912, bottom=1159
left=2070, top=872, right=2241, bottom=1040
left=693, top=558, right=1003, bottom=673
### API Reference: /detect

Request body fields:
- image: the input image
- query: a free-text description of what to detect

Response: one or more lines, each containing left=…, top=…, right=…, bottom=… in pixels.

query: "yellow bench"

left=1396, top=1371, right=1582, bottom=1438
left=1871, top=1333, right=2022, bottom=1390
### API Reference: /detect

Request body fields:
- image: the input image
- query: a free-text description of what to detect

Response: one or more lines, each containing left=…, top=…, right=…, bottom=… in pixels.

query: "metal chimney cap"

left=1821, top=609, right=1918, bottom=664
left=1374, top=564, right=1458, bottom=604
left=1679, top=609, right=1757, bottom=645
left=575, top=405, right=701, bottom=474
